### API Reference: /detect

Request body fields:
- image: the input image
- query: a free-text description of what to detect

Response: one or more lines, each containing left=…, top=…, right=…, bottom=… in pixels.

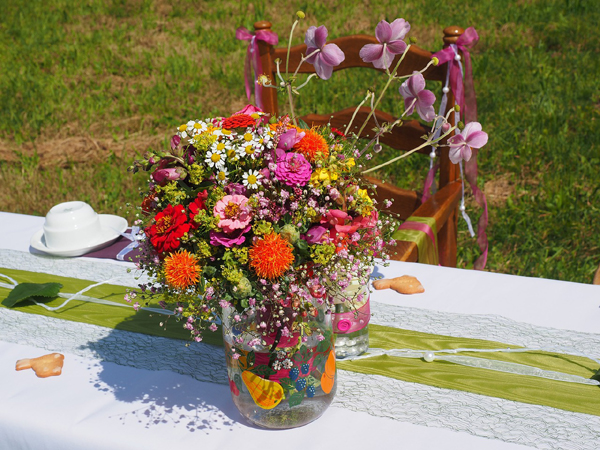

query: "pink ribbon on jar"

left=333, top=298, right=370, bottom=334
left=235, top=27, right=279, bottom=110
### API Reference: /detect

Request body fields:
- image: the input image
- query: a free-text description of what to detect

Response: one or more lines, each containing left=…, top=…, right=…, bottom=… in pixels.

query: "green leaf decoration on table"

left=2, top=282, right=63, bottom=307
left=288, top=391, right=304, bottom=408
left=591, top=368, right=600, bottom=382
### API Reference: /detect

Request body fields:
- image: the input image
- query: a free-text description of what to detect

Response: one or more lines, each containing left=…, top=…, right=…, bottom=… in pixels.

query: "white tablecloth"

left=1, top=211, right=599, bottom=450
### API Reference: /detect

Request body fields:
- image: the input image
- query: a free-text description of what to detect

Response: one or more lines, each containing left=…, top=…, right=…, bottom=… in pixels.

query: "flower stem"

left=287, top=83, right=298, bottom=127
left=362, top=124, right=456, bottom=174
left=286, top=20, right=299, bottom=74
left=352, top=44, right=412, bottom=145
left=344, top=92, right=372, bottom=136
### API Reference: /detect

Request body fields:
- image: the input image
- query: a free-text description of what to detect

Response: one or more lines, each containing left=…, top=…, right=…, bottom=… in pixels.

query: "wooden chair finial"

left=443, top=26, right=465, bottom=45
left=254, top=21, right=272, bottom=31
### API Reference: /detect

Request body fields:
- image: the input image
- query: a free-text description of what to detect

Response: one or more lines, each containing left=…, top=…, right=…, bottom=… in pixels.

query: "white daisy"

left=215, top=167, right=229, bottom=184
left=242, top=169, right=263, bottom=189
left=238, top=142, right=262, bottom=159
left=177, top=123, right=188, bottom=139
left=205, top=149, right=226, bottom=168
left=213, top=128, right=235, bottom=139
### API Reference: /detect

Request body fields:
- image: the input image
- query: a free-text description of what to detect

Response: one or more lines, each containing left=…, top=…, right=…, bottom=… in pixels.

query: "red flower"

left=141, top=188, right=157, bottom=215
left=188, top=190, right=209, bottom=229
left=145, top=204, right=191, bottom=256
left=221, top=114, right=256, bottom=129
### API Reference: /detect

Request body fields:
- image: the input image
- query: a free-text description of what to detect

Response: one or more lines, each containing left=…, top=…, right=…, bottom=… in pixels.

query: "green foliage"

left=0, top=0, right=598, bottom=282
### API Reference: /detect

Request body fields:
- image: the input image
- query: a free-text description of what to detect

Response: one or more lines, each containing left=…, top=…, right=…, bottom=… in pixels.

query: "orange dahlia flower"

left=293, top=128, right=329, bottom=162
left=249, top=232, right=295, bottom=279
left=164, top=249, right=201, bottom=289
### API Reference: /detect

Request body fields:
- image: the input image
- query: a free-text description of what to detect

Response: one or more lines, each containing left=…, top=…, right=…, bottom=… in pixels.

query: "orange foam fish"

left=241, top=370, right=284, bottom=409
left=16, top=353, right=64, bottom=378
left=320, top=350, right=335, bottom=394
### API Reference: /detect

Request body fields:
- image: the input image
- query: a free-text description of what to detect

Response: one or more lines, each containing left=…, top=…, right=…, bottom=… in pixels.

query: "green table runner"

left=2, top=267, right=598, bottom=416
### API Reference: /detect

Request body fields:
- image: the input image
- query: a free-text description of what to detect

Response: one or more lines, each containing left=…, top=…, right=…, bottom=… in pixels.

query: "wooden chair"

left=254, top=21, right=465, bottom=266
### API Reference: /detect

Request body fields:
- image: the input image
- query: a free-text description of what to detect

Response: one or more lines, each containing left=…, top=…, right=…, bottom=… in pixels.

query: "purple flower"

left=209, top=225, right=252, bottom=247
left=224, top=182, right=247, bottom=196
left=304, top=25, right=345, bottom=80
left=277, top=128, right=305, bottom=150
left=448, top=122, right=488, bottom=164
left=305, top=225, right=328, bottom=244
left=275, top=151, right=312, bottom=186
left=399, top=72, right=436, bottom=122
left=359, top=19, right=410, bottom=69
left=152, top=167, right=183, bottom=185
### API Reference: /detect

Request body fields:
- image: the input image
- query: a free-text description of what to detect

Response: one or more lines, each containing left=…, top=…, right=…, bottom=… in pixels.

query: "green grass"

left=0, top=0, right=598, bottom=283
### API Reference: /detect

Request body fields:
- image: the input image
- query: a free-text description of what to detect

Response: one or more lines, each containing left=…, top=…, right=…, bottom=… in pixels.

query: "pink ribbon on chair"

left=432, top=27, right=488, bottom=270
left=432, top=27, right=479, bottom=123
left=235, top=27, right=279, bottom=110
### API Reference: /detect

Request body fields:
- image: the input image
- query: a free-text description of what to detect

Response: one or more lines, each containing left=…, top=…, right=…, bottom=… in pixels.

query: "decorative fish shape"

left=241, top=370, right=284, bottom=409
left=320, top=350, right=336, bottom=394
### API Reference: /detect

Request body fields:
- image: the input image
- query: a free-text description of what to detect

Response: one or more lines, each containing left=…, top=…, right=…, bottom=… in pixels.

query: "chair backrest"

left=253, top=21, right=467, bottom=266
left=254, top=21, right=465, bottom=198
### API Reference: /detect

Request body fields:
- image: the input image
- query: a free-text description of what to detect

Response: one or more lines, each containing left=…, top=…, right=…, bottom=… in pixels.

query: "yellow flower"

left=356, top=188, right=372, bottom=204
left=310, top=168, right=339, bottom=185
left=345, top=157, right=356, bottom=169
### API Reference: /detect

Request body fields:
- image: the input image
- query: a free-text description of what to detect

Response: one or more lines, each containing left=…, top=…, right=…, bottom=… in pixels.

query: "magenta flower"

left=359, top=19, right=410, bottom=69
left=305, top=225, right=328, bottom=244
left=234, top=104, right=263, bottom=116
left=274, top=151, right=312, bottom=186
left=304, top=25, right=345, bottom=80
left=213, top=195, right=252, bottom=233
left=399, top=72, right=436, bottom=122
left=152, top=167, right=183, bottom=185
left=448, top=122, right=488, bottom=164
left=277, top=128, right=305, bottom=150
left=209, top=225, right=251, bottom=247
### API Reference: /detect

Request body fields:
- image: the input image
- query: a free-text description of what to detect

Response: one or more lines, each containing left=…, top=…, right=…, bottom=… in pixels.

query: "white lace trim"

left=336, top=371, right=600, bottom=450
left=0, top=249, right=148, bottom=288
left=370, top=302, right=600, bottom=359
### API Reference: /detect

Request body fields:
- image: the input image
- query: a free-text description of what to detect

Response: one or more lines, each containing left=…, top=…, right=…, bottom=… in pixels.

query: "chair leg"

left=438, top=209, right=458, bottom=267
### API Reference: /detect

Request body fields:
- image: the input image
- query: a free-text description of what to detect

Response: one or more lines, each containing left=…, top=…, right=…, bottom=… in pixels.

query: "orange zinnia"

left=293, top=128, right=329, bottom=162
left=249, top=233, right=295, bottom=279
left=164, top=249, right=201, bottom=289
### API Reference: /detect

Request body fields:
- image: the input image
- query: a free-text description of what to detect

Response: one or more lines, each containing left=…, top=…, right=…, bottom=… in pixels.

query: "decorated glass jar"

left=222, top=299, right=337, bottom=429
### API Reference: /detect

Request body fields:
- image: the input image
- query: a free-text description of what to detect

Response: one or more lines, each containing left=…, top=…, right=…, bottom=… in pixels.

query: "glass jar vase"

left=221, top=299, right=336, bottom=429
left=332, top=278, right=370, bottom=358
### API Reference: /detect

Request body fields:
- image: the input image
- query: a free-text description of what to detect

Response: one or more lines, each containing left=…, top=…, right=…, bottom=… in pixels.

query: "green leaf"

left=279, top=377, right=295, bottom=391
left=2, top=282, right=63, bottom=308
left=288, top=391, right=304, bottom=408
left=297, top=118, right=309, bottom=129
left=312, top=353, right=328, bottom=372
left=591, top=368, right=600, bottom=382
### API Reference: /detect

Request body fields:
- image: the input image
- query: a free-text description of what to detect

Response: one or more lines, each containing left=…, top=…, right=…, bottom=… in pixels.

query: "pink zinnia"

left=213, top=194, right=252, bottom=233
left=274, top=151, right=312, bottom=186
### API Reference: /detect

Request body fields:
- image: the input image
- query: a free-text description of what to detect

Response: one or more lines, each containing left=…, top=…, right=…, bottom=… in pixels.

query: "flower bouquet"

left=128, top=13, right=487, bottom=428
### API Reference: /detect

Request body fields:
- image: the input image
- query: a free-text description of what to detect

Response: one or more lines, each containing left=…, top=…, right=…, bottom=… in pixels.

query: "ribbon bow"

left=433, top=27, right=479, bottom=124
left=116, top=226, right=143, bottom=261
left=235, top=27, right=279, bottom=110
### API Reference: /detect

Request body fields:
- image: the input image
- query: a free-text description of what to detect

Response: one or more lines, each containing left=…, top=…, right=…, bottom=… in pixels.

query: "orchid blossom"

left=399, top=72, right=436, bottom=122
left=304, top=25, right=345, bottom=80
left=359, top=19, right=410, bottom=70
left=448, top=122, right=488, bottom=164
